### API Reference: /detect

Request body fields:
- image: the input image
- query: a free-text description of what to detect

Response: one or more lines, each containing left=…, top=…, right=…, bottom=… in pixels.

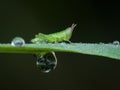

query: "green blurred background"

left=0, top=0, right=120, bottom=90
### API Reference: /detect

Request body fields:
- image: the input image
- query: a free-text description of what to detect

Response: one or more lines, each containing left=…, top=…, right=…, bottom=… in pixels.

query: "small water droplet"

left=36, top=52, right=57, bottom=73
left=11, top=37, right=25, bottom=47
left=60, top=42, right=66, bottom=45
left=113, top=40, right=119, bottom=47
left=99, top=42, right=104, bottom=45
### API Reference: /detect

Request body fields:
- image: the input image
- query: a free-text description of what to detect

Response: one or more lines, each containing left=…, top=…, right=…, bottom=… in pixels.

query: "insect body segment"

left=31, top=24, right=76, bottom=43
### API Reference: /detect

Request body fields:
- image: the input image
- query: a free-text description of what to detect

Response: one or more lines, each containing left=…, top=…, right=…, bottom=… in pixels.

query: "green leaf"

left=0, top=43, right=120, bottom=60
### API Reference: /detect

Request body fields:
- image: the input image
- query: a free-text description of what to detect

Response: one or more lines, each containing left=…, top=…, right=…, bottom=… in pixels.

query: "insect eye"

left=36, top=52, right=57, bottom=73
left=11, top=37, right=25, bottom=47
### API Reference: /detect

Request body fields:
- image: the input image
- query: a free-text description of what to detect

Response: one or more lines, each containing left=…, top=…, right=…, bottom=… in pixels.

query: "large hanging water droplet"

left=11, top=37, right=25, bottom=47
left=113, top=40, right=119, bottom=47
left=36, top=52, right=57, bottom=73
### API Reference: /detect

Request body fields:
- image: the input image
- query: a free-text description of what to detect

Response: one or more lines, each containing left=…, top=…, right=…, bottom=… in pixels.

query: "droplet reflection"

left=11, top=37, right=25, bottom=47
left=36, top=52, right=57, bottom=73
left=113, top=40, right=119, bottom=47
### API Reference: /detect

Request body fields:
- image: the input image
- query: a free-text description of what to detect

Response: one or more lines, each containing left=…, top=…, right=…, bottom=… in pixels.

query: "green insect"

left=32, top=24, right=76, bottom=73
left=31, top=24, right=76, bottom=43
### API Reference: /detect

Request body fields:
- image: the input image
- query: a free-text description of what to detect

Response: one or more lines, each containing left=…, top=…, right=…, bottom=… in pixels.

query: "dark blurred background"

left=0, top=0, right=120, bottom=90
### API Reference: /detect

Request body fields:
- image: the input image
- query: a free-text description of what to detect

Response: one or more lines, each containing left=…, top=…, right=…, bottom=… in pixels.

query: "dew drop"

left=113, top=40, right=119, bottom=47
left=99, top=42, right=104, bottom=45
left=36, top=52, right=57, bottom=73
left=60, top=42, right=66, bottom=45
left=11, top=37, right=25, bottom=47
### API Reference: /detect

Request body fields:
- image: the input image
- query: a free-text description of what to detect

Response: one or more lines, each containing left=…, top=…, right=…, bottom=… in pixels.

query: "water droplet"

left=60, top=42, right=66, bottom=45
left=11, top=37, right=25, bottom=47
left=113, top=40, right=119, bottom=47
left=36, top=52, right=57, bottom=73
left=99, top=42, right=104, bottom=45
